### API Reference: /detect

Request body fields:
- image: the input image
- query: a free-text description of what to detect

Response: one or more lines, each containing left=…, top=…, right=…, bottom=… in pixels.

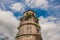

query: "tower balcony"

left=18, top=22, right=40, bottom=30
left=16, top=33, right=42, bottom=40
left=20, top=14, right=39, bottom=24
left=17, top=23, right=40, bottom=36
left=20, top=20, right=37, bottom=26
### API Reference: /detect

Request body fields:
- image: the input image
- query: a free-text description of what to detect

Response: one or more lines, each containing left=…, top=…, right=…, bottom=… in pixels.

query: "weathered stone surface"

left=16, top=10, right=42, bottom=40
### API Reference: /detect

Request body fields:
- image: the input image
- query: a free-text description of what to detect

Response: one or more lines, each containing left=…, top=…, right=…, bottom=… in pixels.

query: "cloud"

left=0, top=0, right=16, bottom=10
left=39, top=16, right=60, bottom=40
left=49, top=5, right=60, bottom=18
left=10, top=2, right=25, bottom=12
left=0, top=10, right=19, bottom=40
left=25, top=0, right=48, bottom=9
left=47, top=0, right=60, bottom=18
left=0, top=0, right=60, bottom=40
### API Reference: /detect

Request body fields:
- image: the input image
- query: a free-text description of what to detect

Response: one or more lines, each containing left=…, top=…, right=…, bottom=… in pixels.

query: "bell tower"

left=16, top=10, right=42, bottom=40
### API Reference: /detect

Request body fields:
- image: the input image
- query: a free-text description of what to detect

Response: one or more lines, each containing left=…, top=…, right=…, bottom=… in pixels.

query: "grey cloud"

left=0, top=10, right=19, bottom=40
left=0, top=0, right=17, bottom=10
left=39, top=16, right=60, bottom=40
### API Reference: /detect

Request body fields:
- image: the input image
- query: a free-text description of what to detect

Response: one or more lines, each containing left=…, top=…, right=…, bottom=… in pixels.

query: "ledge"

left=15, top=34, right=39, bottom=38
left=20, top=15, right=38, bottom=21
left=18, top=23, right=40, bottom=29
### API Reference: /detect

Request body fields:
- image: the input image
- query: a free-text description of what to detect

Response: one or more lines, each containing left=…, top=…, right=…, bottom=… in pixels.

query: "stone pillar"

left=16, top=10, right=42, bottom=40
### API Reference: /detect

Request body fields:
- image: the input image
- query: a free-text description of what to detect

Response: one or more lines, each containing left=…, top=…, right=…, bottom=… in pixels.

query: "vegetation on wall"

left=20, top=14, right=38, bottom=21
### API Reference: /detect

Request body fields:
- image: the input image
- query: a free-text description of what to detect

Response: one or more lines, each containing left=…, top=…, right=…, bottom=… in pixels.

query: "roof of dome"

left=24, top=10, right=35, bottom=14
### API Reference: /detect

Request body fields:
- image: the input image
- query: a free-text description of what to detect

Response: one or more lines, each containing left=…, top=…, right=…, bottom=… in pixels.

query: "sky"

left=0, top=0, right=60, bottom=40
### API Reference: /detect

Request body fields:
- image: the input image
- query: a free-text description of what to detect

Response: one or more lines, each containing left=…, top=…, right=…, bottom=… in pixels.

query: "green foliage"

left=20, top=14, right=38, bottom=21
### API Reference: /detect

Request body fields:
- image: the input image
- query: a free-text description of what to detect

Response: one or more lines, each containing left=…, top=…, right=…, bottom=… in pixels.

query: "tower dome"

left=24, top=10, right=36, bottom=16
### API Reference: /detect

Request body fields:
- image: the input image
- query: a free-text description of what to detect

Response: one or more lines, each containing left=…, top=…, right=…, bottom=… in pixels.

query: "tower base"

left=16, top=34, right=42, bottom=40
